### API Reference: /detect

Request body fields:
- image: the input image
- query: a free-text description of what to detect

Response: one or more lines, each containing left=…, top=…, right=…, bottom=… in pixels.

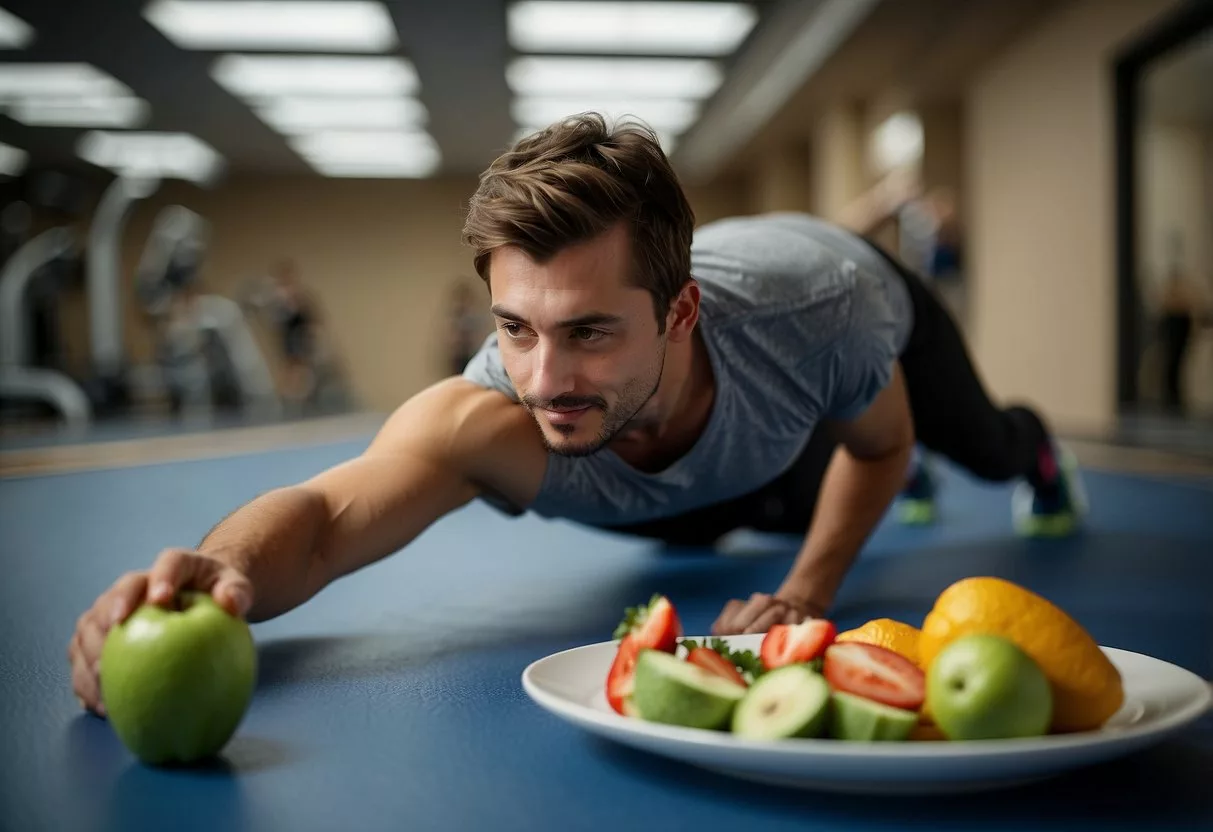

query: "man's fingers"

left=743, top=605, right=787, bottom=634
left=107, top=572, right=149, bottom=625
left=783, top=606, right=805, bottom=624
left=212, top=568, right=254, bottom=617
left=711, top=599, right=746, bottom=634
left=67, top=627, right=81, bottom=665
left=721, top=597, right=775, bottom=634
left=79, top=615, right=107, bottom=670
left=71, top=654, right=103, bottom=716
left=146, top=549, right=206, bottom=606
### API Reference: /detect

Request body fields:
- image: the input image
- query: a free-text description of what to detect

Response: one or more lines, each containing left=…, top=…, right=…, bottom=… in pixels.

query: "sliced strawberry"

left=606, top=635, right=641, bottom=715
left=687, top=646, right=749, bottom=687
left=613, top=594, right=682, bottom=654
left=760, top=618, right=837, bottom=670
left=823, top=641, right=925, bottom=711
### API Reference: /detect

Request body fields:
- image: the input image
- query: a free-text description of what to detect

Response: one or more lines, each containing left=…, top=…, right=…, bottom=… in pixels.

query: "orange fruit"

left=835, top=618, right=922, bottom=667
left=918, top=577, right=1124, bottom=733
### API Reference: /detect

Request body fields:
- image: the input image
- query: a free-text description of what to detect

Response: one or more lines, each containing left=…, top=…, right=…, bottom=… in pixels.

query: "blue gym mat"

left=2, top=437, right=1211, bottom=831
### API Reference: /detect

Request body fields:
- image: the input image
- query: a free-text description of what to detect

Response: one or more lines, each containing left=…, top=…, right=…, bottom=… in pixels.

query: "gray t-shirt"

left=461, top=212, right=914, bottom=526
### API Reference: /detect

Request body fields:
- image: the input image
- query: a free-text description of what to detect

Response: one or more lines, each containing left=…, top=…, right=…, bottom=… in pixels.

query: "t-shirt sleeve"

left=822, top=269, right=903, bottom=421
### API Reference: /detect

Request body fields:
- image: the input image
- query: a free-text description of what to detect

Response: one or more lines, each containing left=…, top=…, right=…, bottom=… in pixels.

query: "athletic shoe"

left=1012, top=443, right=1088, bottom=537
left=896, top=453, right=937, bottom=525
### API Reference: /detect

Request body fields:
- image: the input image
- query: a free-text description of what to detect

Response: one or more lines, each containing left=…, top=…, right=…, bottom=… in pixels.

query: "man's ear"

left=665, top=279, right=700, bottom=341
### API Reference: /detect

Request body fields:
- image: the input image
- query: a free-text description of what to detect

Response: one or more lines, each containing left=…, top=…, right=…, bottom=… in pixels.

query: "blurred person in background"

left=243, top=259, right=327, bottom=410
left=1155, top=257, right=1209, bottom=415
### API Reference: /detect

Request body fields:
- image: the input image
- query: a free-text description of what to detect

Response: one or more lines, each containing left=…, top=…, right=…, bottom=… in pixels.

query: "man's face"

left=487, top=222, right=667, bottom=456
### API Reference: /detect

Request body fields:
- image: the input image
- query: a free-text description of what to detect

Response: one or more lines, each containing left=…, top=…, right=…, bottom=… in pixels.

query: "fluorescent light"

left=507, top=1, right=758, bottom=55
left=254, top=95, right=427, bottom=133
left=211, top=54, right=418, bottom=98
left=143, top=0, right=398, bottom=52
left=511, top=97, right=700, bottom=133
left=513, top=124, right=677, bottom=153
left=0, top=8, right=34, bottom=49
left=0, top=64, right=148, bottom=127
left=0, top=63, right=129, bottom=99
left=506, top=57, right=722, bottom=98
left=304, top=159, right=439, bottom=178
left=289, top=130, right=441, bottom=178
left=291, top=128, right=436, bottom=159
left=0, top=140, right=27, bottom=176
left=8, top=95, right=149, bottom=127
left=77, top=131, right=225, bottom=185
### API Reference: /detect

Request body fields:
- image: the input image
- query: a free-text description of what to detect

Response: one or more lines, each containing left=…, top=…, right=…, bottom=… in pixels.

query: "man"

left=68, top=115, right=1083, bottom=716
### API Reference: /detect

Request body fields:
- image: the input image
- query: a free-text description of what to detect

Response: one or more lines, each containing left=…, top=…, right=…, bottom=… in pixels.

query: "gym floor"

left=5, top=411, right=1213, bottom=480
left=2, top=414, right=1212, bottom=830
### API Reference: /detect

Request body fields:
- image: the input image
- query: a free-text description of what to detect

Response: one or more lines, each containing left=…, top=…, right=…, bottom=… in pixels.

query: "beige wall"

left=58, top=173, right=746, bottom=414
left=965, top=0, right=1183, bottom=436
left=810, top=102, right=868, bottom=223
left=919, top=103, right=965, bottom=201
left=750, top=143, right=812, bottom=214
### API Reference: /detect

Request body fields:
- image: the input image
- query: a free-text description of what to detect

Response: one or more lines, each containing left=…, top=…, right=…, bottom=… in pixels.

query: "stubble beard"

left=524, top=342, right=666, bottom=458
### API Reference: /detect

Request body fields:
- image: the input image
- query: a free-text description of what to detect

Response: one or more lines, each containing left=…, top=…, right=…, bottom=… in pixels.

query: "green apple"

left=100, top=591, right=257, bottom=766
left=926, top=633, right=1052, bottom=740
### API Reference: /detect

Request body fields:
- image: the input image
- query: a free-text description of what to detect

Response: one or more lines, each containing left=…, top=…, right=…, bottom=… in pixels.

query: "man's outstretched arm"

left=68, top=379, right=523, bottom=714
left=194, top=397, right=483, bottom=622
left=713, top=364, right=915, bottom=634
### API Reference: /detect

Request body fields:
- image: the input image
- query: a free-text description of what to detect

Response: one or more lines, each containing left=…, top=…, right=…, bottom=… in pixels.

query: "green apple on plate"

left=100, top=591, right=257, bottom=766
left=926, top=633, right=1053, bottom=740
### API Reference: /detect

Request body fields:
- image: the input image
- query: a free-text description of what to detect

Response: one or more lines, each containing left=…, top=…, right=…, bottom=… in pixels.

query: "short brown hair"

left=462, top=112, right=695, bottom=331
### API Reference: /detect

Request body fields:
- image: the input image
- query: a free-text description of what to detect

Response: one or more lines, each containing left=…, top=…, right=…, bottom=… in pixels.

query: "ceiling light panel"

left=254, top=95, right=427, bottom=133
left=8, top=95, right=149, bottom=128
left=289, top=129, right=440, bottom=178
left=514, top=123, right=677, bottom=152
left=304, top=159, right=438, bottom=178
left=0, top=63, right=150, bottom=127
left=143, top=0, right=399, bottom=52
left=77, top=131, right=225, bottom=185
left=290, top=129, right=437, bottom=160
left=507, top=57, right=723, bottom=99
left=507, top=1, right=758, bottom=55
left=0, top=7, right=34, bottom=49
left=211, top=54, right=419, bottom=98
left=0, top=63, right=129, bottom=99
left=511, top=96, right=700, bottom=134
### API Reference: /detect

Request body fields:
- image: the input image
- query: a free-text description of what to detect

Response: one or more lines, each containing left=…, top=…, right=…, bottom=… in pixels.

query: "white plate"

left=522, top=634, right=1213, bottom=794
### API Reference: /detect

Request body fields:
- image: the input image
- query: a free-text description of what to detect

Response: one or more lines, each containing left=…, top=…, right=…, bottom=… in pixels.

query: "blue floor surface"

left=2, top=438, right=1211, bottom=831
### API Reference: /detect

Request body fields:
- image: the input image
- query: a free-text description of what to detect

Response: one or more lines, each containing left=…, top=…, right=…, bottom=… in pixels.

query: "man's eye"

left=571, top=327, right=606, bottom=342
left=501, top=323, right=527, bottom=337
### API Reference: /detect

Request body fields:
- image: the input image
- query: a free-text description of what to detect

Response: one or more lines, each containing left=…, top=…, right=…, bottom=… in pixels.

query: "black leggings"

left=602, top=241, right=1051, bottom=546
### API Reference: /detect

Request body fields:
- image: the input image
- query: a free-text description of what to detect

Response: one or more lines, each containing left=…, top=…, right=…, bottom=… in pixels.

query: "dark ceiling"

left=0, top=0, right=784, bottom=185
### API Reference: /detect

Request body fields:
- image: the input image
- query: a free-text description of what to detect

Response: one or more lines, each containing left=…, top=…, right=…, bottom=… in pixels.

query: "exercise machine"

left=133, top=204, right=281, bottom=421
left=0, top=225, right=92, bottom=428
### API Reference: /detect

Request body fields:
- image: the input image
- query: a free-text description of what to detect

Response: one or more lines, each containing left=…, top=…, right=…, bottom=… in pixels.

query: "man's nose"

left=528, top=339, right=575, bottom=403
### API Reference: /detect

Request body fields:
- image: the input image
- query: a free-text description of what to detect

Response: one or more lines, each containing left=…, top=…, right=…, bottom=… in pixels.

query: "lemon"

left=835, top=618, right=922, bottom=667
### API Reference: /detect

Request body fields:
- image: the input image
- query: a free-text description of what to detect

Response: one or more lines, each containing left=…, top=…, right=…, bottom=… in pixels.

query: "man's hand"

left=68, top=549, right=253, bottom=717
left=711, top=592, right=823, bottom=635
